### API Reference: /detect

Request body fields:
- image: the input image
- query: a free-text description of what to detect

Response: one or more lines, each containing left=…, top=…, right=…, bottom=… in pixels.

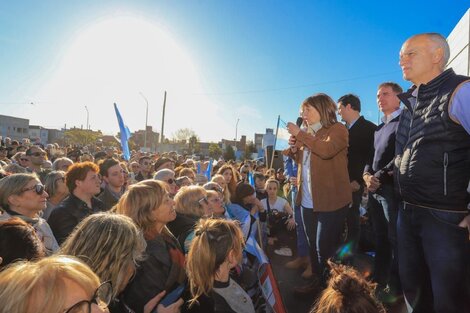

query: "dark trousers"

left=345, top=186, right=364, bottom=253
left=368, top=184, right=400, bottom=291
left=397, top=202, right=470, bottom=313
left=301, top=205, right=349, bottom=285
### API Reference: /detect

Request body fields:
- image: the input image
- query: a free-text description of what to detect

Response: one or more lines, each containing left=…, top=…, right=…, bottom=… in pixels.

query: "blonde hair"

left=301, top=93, right=338, bottom=128
left=311, top=260, right=385, bottom=313
left=186, top=218, right=245, bottom=307
left=114, top=179, right=167, bottom=236
left=211, top=174, right=231, bottom=204
left=0, top=173, right=38, bottom=210
left=0, top=255, right=100, bottom=313
left=60, top=212, right=146, bottom=298
left=265, top=178, right=280, bottom=190
left=174, top=186, right=207, bottom=217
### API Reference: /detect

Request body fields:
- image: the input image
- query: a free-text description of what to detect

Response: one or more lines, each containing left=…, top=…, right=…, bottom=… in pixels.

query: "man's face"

left=75, top=170, right=102, bottom=196
left=255, top=177, right=266, bottom=190
left=27, top=147, right=47, bottom=166
left=377, top=86, right=400, bottom=116
left=103, top=164, right=125, bottom=189
left=337, top=102, right=350, bottom=122
left=140, top=159, right=151, bottom=173
left=399, top=35, right=442, bottom=85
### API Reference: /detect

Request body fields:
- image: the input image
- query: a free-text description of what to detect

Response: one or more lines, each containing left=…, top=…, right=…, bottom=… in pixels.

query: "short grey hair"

left=416, top=33, right=450, bottom=70
left=44, top=170, right=66, bottom=198
left=154, top=169, right=175, bottom=181
left=52, top=157, right=73, bottom=171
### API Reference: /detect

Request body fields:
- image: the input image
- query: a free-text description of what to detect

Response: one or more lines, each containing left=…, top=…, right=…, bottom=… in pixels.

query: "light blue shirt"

left=381, top=108, right=402, bottom=124
left=449, top=81, right=470, bottom=135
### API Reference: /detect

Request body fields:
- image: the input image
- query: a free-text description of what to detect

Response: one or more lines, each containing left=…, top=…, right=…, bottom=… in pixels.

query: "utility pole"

left=139, top=92, right=149, bottom=151
left=84, top=106, right=89, bottom=130
left=235, top=118, right=240, bottom=141
left=160, top=91, right=167, bottom=144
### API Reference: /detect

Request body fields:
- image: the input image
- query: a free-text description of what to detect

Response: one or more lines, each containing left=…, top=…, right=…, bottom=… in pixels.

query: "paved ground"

left=266, top=229, right=407, bottom=313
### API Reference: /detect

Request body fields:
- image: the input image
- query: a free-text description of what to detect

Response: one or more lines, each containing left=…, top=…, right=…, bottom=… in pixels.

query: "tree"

left=65, top=128, right=102, bottom=146
left=243, top=142, right=258, bottom=160
left=209, top=143, right=223, bottom=159
left=171, top=128, right=199, bottom=143
left=223, top=145, right=236, bottom=161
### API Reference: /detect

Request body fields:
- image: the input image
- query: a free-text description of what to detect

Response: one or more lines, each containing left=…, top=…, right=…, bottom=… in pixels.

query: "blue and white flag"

left=113, top=103, right=131, bottom=161
left=205, top=159, right=213, bottom=180
left=274, top=118, right=291, bottom=151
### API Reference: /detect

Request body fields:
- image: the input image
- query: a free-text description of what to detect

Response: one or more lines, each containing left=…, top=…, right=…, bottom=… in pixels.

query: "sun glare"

left=32, top=14, right=231, bottom=141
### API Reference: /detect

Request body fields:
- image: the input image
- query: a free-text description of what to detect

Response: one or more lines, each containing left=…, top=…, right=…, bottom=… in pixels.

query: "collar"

left=382, top=108, right=402, bottom=124
left=307, top=122, right=322, bottom=134
left=347, top=116, right=361, bottom=129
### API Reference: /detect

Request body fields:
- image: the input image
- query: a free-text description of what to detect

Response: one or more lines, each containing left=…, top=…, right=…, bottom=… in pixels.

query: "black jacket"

left=394, top=69, right=470, bottom=211
left=347, top=116, right=376, bottom=184
left=48, top=194, right=105, bottom=244
left=97, top=187, right=120, bottom=211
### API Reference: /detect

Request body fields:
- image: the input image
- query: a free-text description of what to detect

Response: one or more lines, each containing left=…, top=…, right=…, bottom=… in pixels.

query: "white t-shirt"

left=301, top=147, right=313, bottom=208
left=261, top=197, right=289, bottom=213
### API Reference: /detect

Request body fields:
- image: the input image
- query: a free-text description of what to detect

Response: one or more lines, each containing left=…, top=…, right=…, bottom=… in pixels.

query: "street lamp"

left=139, top=92, right=149, bottom=151
left=84, top=106, right=89, bottom=130
left=235, top=118, right=240, bottom=141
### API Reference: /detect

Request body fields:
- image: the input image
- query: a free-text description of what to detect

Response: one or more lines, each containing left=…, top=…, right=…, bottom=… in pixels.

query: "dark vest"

left=394, top=69, right=470, bottom=211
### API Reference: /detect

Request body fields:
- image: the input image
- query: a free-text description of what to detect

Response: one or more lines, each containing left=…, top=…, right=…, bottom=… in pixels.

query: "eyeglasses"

left=198, top=196, right=209, bottom=205
left=22, top=184, right=45, bottom=195
left=64, top=281, right=113, bottom=313
left=20, top=158, right=29, bottom=161
left=166, top=178, right=175, bottom=185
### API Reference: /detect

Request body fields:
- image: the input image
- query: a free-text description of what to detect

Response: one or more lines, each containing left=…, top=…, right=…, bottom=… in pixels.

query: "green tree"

left=223, top=145, right=236, bottom=161
left=65, top=128, right=102, bottom=146
left=243, top=142, right=257, bottom=160
left=208, top=143, right=223, bottom=159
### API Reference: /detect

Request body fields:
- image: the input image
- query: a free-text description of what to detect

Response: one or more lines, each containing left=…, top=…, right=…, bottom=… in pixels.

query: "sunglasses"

left=198, top=196, right=209, bottom=205
left=166, top=178, right=175, bottom=185
left=22, top=183, right=45, bottom=195
left=64, top=281, right=113, bottom=313
left=20, top=158, right=29, bottom=161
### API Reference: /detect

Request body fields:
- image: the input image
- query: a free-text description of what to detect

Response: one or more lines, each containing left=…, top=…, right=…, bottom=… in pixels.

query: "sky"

left=0, top=1, right=469, bottom=142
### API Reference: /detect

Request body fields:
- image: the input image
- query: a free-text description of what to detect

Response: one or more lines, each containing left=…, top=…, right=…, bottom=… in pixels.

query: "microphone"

left=296, top=117, right=303, bottom=127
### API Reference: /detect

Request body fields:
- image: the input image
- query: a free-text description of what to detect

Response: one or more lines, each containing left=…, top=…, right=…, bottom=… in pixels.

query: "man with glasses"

left=135, top=156, right=153, bottom=182
left=25, top=146, right=49, bottom=182
left=48, top=162, right=105, bottom=244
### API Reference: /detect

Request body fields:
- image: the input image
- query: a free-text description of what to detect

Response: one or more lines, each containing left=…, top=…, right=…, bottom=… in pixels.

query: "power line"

left=191, top=70, right=402, bottom=96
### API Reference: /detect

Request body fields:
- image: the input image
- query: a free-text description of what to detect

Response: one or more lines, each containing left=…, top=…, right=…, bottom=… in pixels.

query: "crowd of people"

left=0, top=32, right=469, bottom=313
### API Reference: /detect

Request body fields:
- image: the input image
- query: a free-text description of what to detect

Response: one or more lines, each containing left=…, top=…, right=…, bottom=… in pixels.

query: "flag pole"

left=270, top=115, right=280, bottom=170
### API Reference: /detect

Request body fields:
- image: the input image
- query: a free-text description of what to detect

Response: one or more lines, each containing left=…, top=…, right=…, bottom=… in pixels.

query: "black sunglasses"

left=22, top=184, right=45, bottom=195
left=64, top=281, right=113, bottom=313
left=166, top=178, right=175, bottom=184
left=28, top=152, right=46, bottom=157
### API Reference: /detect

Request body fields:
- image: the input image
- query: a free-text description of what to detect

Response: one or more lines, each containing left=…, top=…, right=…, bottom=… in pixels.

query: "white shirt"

left=261, top=197, right=288, bottom=213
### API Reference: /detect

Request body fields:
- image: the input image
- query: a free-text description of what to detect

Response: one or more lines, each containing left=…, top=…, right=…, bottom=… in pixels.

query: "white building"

left=0, top=114, right=29, bottom=141
left=447, top=9, right=470, bottom=75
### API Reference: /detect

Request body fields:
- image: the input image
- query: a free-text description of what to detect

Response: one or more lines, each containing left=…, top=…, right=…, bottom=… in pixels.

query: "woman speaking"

left=285, top=93, right=351, bottom=295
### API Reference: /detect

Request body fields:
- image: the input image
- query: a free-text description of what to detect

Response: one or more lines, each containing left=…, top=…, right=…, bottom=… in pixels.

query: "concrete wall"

left=447, top=9, right=470, bottom=76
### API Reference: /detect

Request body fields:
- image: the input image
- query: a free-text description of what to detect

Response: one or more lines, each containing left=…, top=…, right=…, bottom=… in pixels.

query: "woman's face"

left=266, top=182, right=278, bottom=198
left=207, top=194, right=225, bottom=215
left=153, top=192, right=177, bottom=225
left=197, top=194, right=211, bottom=217
left=11, top=179, right=48, bottom=215
left=222, top=169, right=232, bottom=184
left=301, top=105, right=321, bottom=125
left=55, top=175, right=69, bottom=196
left=212, top=177, right=226, bottom=190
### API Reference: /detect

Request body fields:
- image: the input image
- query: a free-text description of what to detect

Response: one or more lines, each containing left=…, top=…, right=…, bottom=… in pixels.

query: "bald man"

left=395, top=33, right=470, bottom=312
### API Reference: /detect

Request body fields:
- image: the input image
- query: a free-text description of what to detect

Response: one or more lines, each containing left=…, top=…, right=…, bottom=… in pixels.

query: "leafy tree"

left=223, top=145, right=236, bottom=161
left=65, top=128, right=102, bottom=146
left=208, top=143, right=223, bottom=159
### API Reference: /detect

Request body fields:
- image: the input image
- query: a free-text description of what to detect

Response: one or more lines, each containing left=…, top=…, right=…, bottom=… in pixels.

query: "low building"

left=447, top=9, right=470, bottom=75
left=0, top=114, right=29, bottom=141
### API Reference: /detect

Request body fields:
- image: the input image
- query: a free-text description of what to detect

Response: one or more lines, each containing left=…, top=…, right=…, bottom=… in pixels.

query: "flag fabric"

left=248, top=171, right=255, bottom=187
left=113, top=103, right=131, bottom=161
left=274, top=126, right=291, bottom=151
left=205, top=158, right=213, bottom=180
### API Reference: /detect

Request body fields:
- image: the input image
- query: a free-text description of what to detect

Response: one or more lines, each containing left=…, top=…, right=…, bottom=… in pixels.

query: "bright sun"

left=33, top=14, right=231, bottom=141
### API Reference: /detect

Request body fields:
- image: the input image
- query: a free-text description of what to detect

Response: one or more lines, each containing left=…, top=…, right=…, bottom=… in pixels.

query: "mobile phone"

left=158, top=284, right=185, bottom=308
